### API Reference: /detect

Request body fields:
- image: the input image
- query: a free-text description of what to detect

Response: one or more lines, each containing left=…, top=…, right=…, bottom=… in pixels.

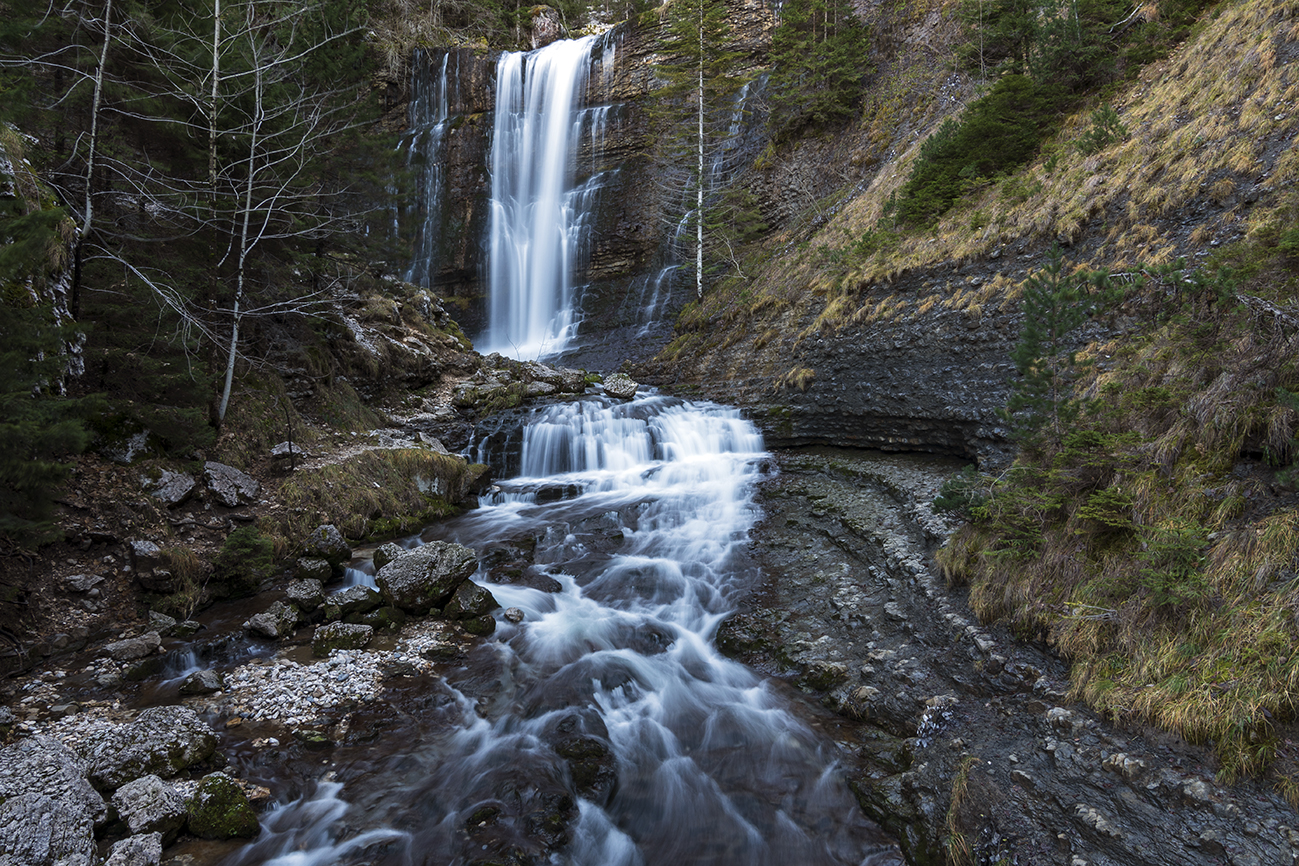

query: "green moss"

left=211, top=526, right=277, bottom=600
left=187, top=774, right=259, bottom=839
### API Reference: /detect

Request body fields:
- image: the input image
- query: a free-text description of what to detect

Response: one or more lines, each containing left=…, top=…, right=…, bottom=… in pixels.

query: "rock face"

left=203, top=461, right=260, bottom=507
left=111, top=774, right=187, bottom=841
left=186, top=773, right=259, bottom=839
left=376, top=541, right=479, bottom=614
left=74, top=705, right=218, bottom=791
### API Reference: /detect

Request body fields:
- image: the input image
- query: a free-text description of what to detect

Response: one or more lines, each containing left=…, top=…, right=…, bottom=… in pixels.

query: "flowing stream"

left=228, top=395, right=901, bottom=865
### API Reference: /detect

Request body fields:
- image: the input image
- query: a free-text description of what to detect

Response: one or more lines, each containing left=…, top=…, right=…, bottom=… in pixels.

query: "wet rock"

left=144, top=470, right=196, bottom=507
left=372, top=542, right=404, bottom=570
left=376, top=541, right=478, bottom=614
left=203, top=461, right=260, bottom=507
left=312, top=622, right=374, bottom=656
left=179, top=669, right=223, bottom=696
left=172, top=620, right=202, bottom=638
left=285, top=578, right=324, bottom=612
left=243, top=601, right=300, bottom=640
left=74, top=705, right=218, bottom=791
left=104, top=631, right=162, bottom=662
left=354, top=605, right=406, bottom=630
left=0, top=792, right=95, bottom=866
left=295, top=557, right=333, bottom=582
left=292, top=728, right=332, bottom=749
left=111, top=774, right=187, bottom=842
left=103, top=832, right=163, bottom=866
left=186, top=772, right=259, bottom=839
left=503, top=607, right=525, bottom=623
left=323, top=585, right=383, bottom=621
left=602, top=372, right=639, bottom=400
left=461, top=615, right=496, bottom=636
left=442, top=580, right=499, bottom=620
left=65, top=573, right=105, bottom=593
left=305, top=525, right=351, bottom=570
left=0, top=736, right=106, bottom=826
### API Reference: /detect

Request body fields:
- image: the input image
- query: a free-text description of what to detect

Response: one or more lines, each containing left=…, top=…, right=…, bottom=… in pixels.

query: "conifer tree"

left=768, top=0, right=870, bottom=138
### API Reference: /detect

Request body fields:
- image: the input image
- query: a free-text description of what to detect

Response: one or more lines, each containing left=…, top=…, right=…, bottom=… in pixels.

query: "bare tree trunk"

left=71, top=0, right=114, bottom=319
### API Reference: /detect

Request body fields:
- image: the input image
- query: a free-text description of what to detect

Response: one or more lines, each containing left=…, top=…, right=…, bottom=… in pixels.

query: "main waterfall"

left=481, top=36, right=606, bottom=360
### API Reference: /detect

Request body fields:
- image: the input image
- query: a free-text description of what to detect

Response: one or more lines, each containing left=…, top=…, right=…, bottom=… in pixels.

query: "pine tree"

left=768, top=0, right=870, bottom=138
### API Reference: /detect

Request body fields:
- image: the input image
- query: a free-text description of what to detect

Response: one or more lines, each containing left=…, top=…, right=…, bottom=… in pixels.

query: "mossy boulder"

left=322, top=585, right=383, bottom=621
left=186, top=773, right=259, bottom=839
left=442, top=581, right=499, bottom=620
left=375, top=541, right=478, bottom=614
left=372, top=542, right=405, bottom=570
left=311, top=622, right=374, bottom=656
left=306, top=524, right=352, bottom=572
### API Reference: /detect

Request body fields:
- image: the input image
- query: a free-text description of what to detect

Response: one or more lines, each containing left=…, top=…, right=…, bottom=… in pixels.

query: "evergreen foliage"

left=767, top=0, right=870, bottom=139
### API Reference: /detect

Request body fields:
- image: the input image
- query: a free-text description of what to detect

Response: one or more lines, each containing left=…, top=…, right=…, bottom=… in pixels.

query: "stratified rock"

left=186, top=773, right=259, bottom=839
left=103, top=832, right=163, bottom=866
left=74, top=705, right=218, bottom=791
left=243, top=601, right=299, bottom=639
left=0, top=792, right=95, bottom=866
left=442, top=581, right=499, bottom=620
left=312, top=622, right=374, bottom=656
left=295, top=557, right=333, bottom=582
left=285, top=578, right=324, bottom=611
left=203, top=461, right=260, bottom=507
left=111, top=774, right=187, bottom=842
left=603, top=373, right=638, bottom=400
left=372, top=542, right=404, bottom=570
left=145, top=470, right=196, bottom=507
left=322, top=585, right=382, bottom=621
left=104, top=632, right=162, bottom=662
left=305, top=525, right=351, bottom=569
left=0, top=736, right=106, bottom=826
left=375, top=541, right=478, bottom=614
left=179, top=670, right=223, bottom=696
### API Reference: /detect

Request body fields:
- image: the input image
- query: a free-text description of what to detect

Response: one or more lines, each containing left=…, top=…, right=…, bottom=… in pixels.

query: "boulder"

left=203, top=461, right=260, bottom=507
left=355, top=606, right=407, bottom=630
left=0, top=792, right=95, bottom=866
left=74, top=705, right=218, bottom=791
left=172, top=620, right=202, bottom=638
left=144, top=470, right=196, bottom=507
left=602, top=373, right=639, bottom=400
left=461, top=615, right=496, bottom=636
left=148, top=611, right=178, bottom=635
left=312, top=622, right=374, bottom=656
left=372, top=542, right=404, bottom=570
left=322, top=585, right=383, bottom=621
left=305, top=524, right=351, bottom=569
left=443, top=581, right=499, bottom=620
left=111, top=774, right=187, bottom=842
left=128, top=540, right=164, bottom=574
left=295, top=557, right=333, bottom=582
left=104, top=632, right=162, bottom=662
left=65, top=573, right=105, bottom=593
left=285, top=578, right=325, bottom=611
left=243, top=601, right=300, bottom=640
left=0, top=736, right=106, bottom=826
left=270, top=441, right=307, bottom=461
left=375, top=541, right=478, bottom=614
left=186, top=773, right=259, bottom=839
left=104, top=833, right=163, bottom=866
left=178, top=670, right=223, bottom=696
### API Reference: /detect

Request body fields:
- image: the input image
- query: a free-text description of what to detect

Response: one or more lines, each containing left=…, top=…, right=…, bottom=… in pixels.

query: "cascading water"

left=402, top=50, right=458, bottom=288
left=236, top=395, right=901, bottom=865
left=481, top=36, right=610, bottom=360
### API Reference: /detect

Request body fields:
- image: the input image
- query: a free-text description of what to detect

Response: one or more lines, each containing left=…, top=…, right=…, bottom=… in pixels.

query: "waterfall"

left=481, top=36, right=607, bottom=360
left=402, top=50, right=457, bottom=287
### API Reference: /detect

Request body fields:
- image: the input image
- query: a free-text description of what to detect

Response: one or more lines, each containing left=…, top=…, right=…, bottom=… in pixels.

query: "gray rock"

left=103, top=430, right=151, bottom=465
left=270, top=441, right=307, bottom=461
left=128, top=540, right=163, bottom=574
left=103, top=833, right=163, bottom=866
left=178, top=670, right=223, bottom=696
left=74, top=705, right=217, bottom=791
left=603, top=372, right=639, bottom=400
left=203, top=461, right=260, bottom=507
left=305, top=524, right=351, bottom=568
left=173, top=620, right=202, bottom=638
left=186, top=773, right=259, bottom=839
left=504, top=607, right=525, bottom=623
left=243, top=601, right=300, bottom=639
left=104, top=632, right=162, bottom=662
left=323, top=585, right=382, bottom=621
left=295, top=557, right=333, bottom=582
left=0, top=736, right=106, bottom=826
left=0, top=792, right=95, bottom=866
left=65, top=573, right=105, bottom=593
left=148, top=611, right=177, bottom=635
left=111, top=774, right=187, bottom=841
left=443, top=580, right=499, bottom=620
left=556, top=367, right=587, bottom=393
left=375, top=541, right=478, bottom=614
left=144, top=470, right=196, bottom=507
left=372, top=542, right=404, bottom=570
left=136, top=568, right=180, bottom=594
left=312, top=622, right=374, bottom=656
left=285, top=578, right=324, bottom=611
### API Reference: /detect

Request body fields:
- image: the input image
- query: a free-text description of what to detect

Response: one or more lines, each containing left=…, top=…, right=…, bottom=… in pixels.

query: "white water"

left=402, top=51, right=457, bottom=287
left=481, top=37, right=609, bottom=360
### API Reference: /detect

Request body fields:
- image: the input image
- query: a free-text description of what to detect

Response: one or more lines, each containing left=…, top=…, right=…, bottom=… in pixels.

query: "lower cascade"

left=233, top=394, right=901, bottom=865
